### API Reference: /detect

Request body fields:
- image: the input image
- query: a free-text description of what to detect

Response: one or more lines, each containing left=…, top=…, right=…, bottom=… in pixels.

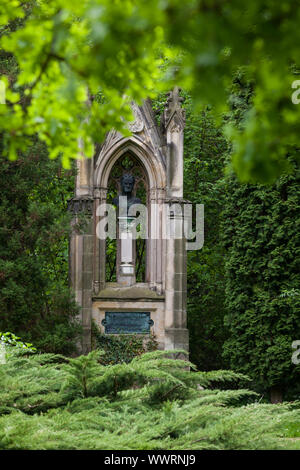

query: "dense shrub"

left=222, top=73, right=300, bottom=401
left=0, top=350, right=300, bottom=450
left=0, top=147, right=82, bottom=354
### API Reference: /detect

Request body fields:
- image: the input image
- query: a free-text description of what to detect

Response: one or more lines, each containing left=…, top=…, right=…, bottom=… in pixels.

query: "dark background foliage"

left=0, top=142, right=81, bottom=354
left=222, top=73, right=300, bottom=401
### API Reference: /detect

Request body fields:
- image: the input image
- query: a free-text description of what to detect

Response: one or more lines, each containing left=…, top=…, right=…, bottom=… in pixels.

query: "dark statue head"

left=112, top=172, right=141, bottom=212
left=121, top=173, right=135, bottom=195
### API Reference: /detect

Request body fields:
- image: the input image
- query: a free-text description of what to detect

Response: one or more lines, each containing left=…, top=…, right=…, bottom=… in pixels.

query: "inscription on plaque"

left=102, top=312, right=153, bottom=334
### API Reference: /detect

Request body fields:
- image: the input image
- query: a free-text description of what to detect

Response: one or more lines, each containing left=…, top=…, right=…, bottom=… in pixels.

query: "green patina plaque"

left=102, top=312, right=153, bottom=334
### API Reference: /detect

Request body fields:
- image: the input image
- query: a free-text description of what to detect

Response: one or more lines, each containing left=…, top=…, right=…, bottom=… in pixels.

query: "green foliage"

left=62, top=349, right=201, bottom=403
left=0, top=46, right=82, bottom=354
left=222, top=166, right=300, bottom=398
left=0, top=350, right=300, bottom=450
left=172, top=91, right=229, bottom=370
left=283, top=422, right=300, bottom=438
left=61, top=350, right=105, bottom=399
left=222, top=73, right=300, bottom=399
left=92, top=322, right=158, bottom=365
left=0, top=141, right=82, bottom=354
left=154, top=91, right=229, bottom=371
left=0, top=332, right=36, bottom=353
left=0, top=352, right=69, bottom=415
left=1, top=1, right=300, bottom=182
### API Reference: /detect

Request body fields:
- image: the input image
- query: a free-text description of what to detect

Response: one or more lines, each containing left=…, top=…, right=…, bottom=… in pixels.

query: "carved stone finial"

left=163, top=86, right=186, bottom=132
left=127, top=102, right=144, bottom=133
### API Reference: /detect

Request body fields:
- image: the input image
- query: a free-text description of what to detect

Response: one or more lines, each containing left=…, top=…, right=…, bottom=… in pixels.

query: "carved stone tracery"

left=127, top=101, right=145, bottom=133
left=67, top=197, right=94, bottom=215
left=163, top=86, right=186, bottom=132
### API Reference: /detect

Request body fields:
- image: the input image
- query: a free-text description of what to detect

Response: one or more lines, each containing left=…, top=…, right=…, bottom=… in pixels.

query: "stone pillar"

left=164, top=201, right=188, bottom=351
left=117, top=216, right=136, bottom=286
left=68, top=197, right=94, bottom=353
left=163, top=87, right=189, bottom=352
left=148, top=188, right=158, bottom=291
left=68, top=155, right=94, bottom=354
left=93, top=187, right=107, bottom=295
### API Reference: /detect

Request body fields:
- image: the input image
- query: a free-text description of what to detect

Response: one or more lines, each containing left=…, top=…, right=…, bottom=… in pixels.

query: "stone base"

left=164, top=328, right=189, bottom=352
left=92, top=285, right=166, bottom=350
left=91, top=286, right=189, bottom=354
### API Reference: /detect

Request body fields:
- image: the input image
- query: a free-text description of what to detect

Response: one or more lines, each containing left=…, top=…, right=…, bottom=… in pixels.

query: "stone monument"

left=68, top=88, right=188, bottom=353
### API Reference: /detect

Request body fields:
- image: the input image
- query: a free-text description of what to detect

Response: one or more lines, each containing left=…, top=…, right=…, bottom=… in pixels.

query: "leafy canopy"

left=1, top=1, right=300, bottom=181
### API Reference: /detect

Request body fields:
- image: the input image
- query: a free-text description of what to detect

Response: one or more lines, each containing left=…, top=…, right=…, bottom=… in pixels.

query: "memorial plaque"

left=102, top=312, right=153, bottom=334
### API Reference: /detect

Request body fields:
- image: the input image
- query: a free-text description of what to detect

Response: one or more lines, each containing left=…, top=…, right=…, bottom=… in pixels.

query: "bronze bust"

left=113, top=173, right=141, bottom=214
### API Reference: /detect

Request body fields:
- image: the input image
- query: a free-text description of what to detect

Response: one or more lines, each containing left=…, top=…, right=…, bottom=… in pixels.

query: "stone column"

left=93, top=187, right=107, bottom=294
left=148, top=188, right=158, bottom=291
left=117, top=216, right=136, bottom=286
left=163, top=87, right=189, bottom=352
left=68, top=197, right=94, bottom=354
left=148, top=187, right=166, bottom=295
left=68, top=155, right=94, bottom=353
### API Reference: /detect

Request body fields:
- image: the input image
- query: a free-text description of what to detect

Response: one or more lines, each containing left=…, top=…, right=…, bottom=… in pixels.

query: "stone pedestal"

left=164, top=328, right=189, bottom=352
left=92, top=285, right=165, bottom=350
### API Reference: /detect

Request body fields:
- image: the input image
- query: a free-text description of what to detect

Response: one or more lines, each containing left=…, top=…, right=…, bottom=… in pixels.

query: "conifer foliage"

left=222, top=74, right=300, bottom=400
left=0, top=349, right=300, bottom=450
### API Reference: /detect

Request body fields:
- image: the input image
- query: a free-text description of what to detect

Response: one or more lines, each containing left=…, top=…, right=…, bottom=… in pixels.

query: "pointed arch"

left=94, top=136, right=166, bottom=190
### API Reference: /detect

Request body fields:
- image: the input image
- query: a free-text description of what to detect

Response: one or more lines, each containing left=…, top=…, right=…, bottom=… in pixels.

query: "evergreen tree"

left=183, top=97, right=229, bottom=370
left=153, top=93, right=229, bottom=371
left=222, top=73, right=300, bottom=401
left=0, top=143, right=81, bottom=354
left=1, top=349, right=299, bottom=450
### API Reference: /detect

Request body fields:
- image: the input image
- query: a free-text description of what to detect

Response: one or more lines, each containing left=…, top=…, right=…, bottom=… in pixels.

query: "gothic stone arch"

left=68, top=91, right=189, bottom=353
